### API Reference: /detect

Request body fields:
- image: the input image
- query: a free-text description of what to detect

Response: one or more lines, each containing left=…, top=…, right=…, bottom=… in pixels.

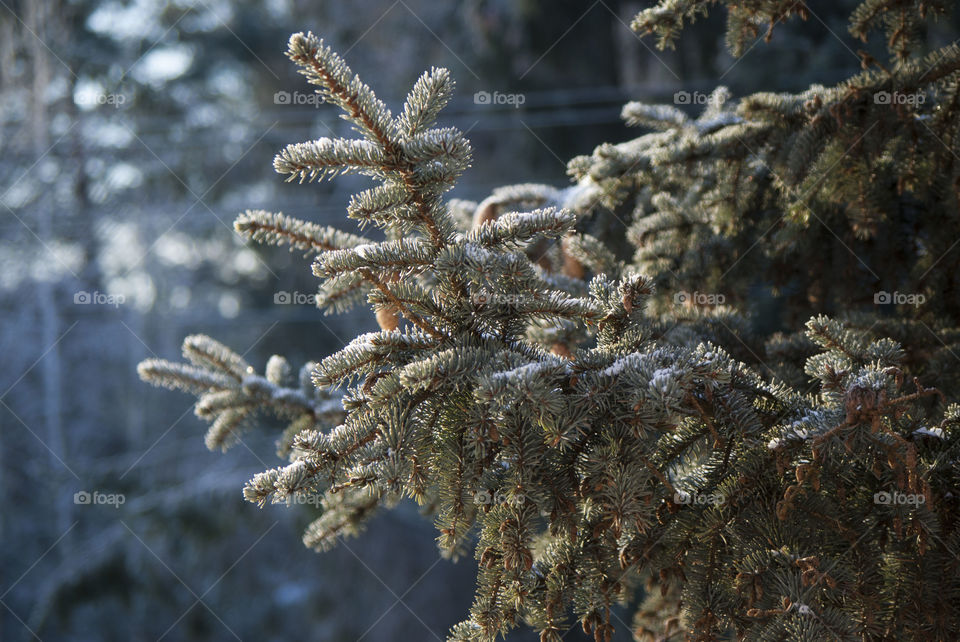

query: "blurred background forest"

left=3, top=1, right=958, bottom=640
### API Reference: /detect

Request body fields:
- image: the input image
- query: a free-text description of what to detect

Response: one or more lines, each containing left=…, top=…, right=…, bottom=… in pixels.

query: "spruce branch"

left=139, top=336, right=342, bottom=454
left=235, top=209, right=369, bottom=256
left=273, top=137, right=390, bottom=183
left=283, top=32, right=470, bottom=249
left=397, top=67, right=455, bottom=136
left=137, top=21, right=960, bottom=641
left=285, top=32, right=398, bottom=151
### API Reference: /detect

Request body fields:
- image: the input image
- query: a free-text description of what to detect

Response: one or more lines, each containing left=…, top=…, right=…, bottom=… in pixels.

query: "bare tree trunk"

left=26, top=0, right=72, bottom=545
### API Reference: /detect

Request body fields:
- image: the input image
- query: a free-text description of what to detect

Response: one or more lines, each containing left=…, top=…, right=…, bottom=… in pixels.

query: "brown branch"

left=239, top=219, right=339, bottom=253
left=688, top=394, right=724, bottom=447
left=640, top=455, right=678, bottom=496
left=359, top=268, right=445, bottom=339
left=290, top=50, right=398, bottom=157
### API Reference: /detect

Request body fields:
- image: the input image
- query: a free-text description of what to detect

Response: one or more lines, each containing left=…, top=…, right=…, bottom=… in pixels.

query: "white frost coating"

left=602, top=353, right=643, bottom=377
left=696, top=113, right=743, bottom=134
left=913, top=426, right=944, bottom=439
left=789, top=410, right=829, bottom=432
left=273, top=388, right=299, bottom=402
left=352, top=243, right=377, bottom=258
left=491, top=362, right=542, bottom=381
left=768, top=410, right=831, bottom=448
left=794, top=603, right=814, bottom=616
left=697, top=350, right=725, bottom=370
left=243, top=373, right=275, bottom=393
left=500, top=208, right=571, bottom=229
left=349, top=332, right=380, bottom=351
left=601, top=350, right=673, bottom=378
left=462, top=242, right=497, bottom=263
left=767, top=410, right=829, bottom=450
left=649, top=367, right=681, bottom=393
left=561, top=181, right=601, bottom=211
left=246, top=377, right=321, bottom=414
left=491, top=361, right=569, bottom=382
left=850, top=373, right=886, bottom=390
left=602, top=359, right=631, bottom=377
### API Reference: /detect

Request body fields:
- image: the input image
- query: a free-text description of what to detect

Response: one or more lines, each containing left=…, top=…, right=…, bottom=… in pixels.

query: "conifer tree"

left=140, top=4, right=960, bottom=639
